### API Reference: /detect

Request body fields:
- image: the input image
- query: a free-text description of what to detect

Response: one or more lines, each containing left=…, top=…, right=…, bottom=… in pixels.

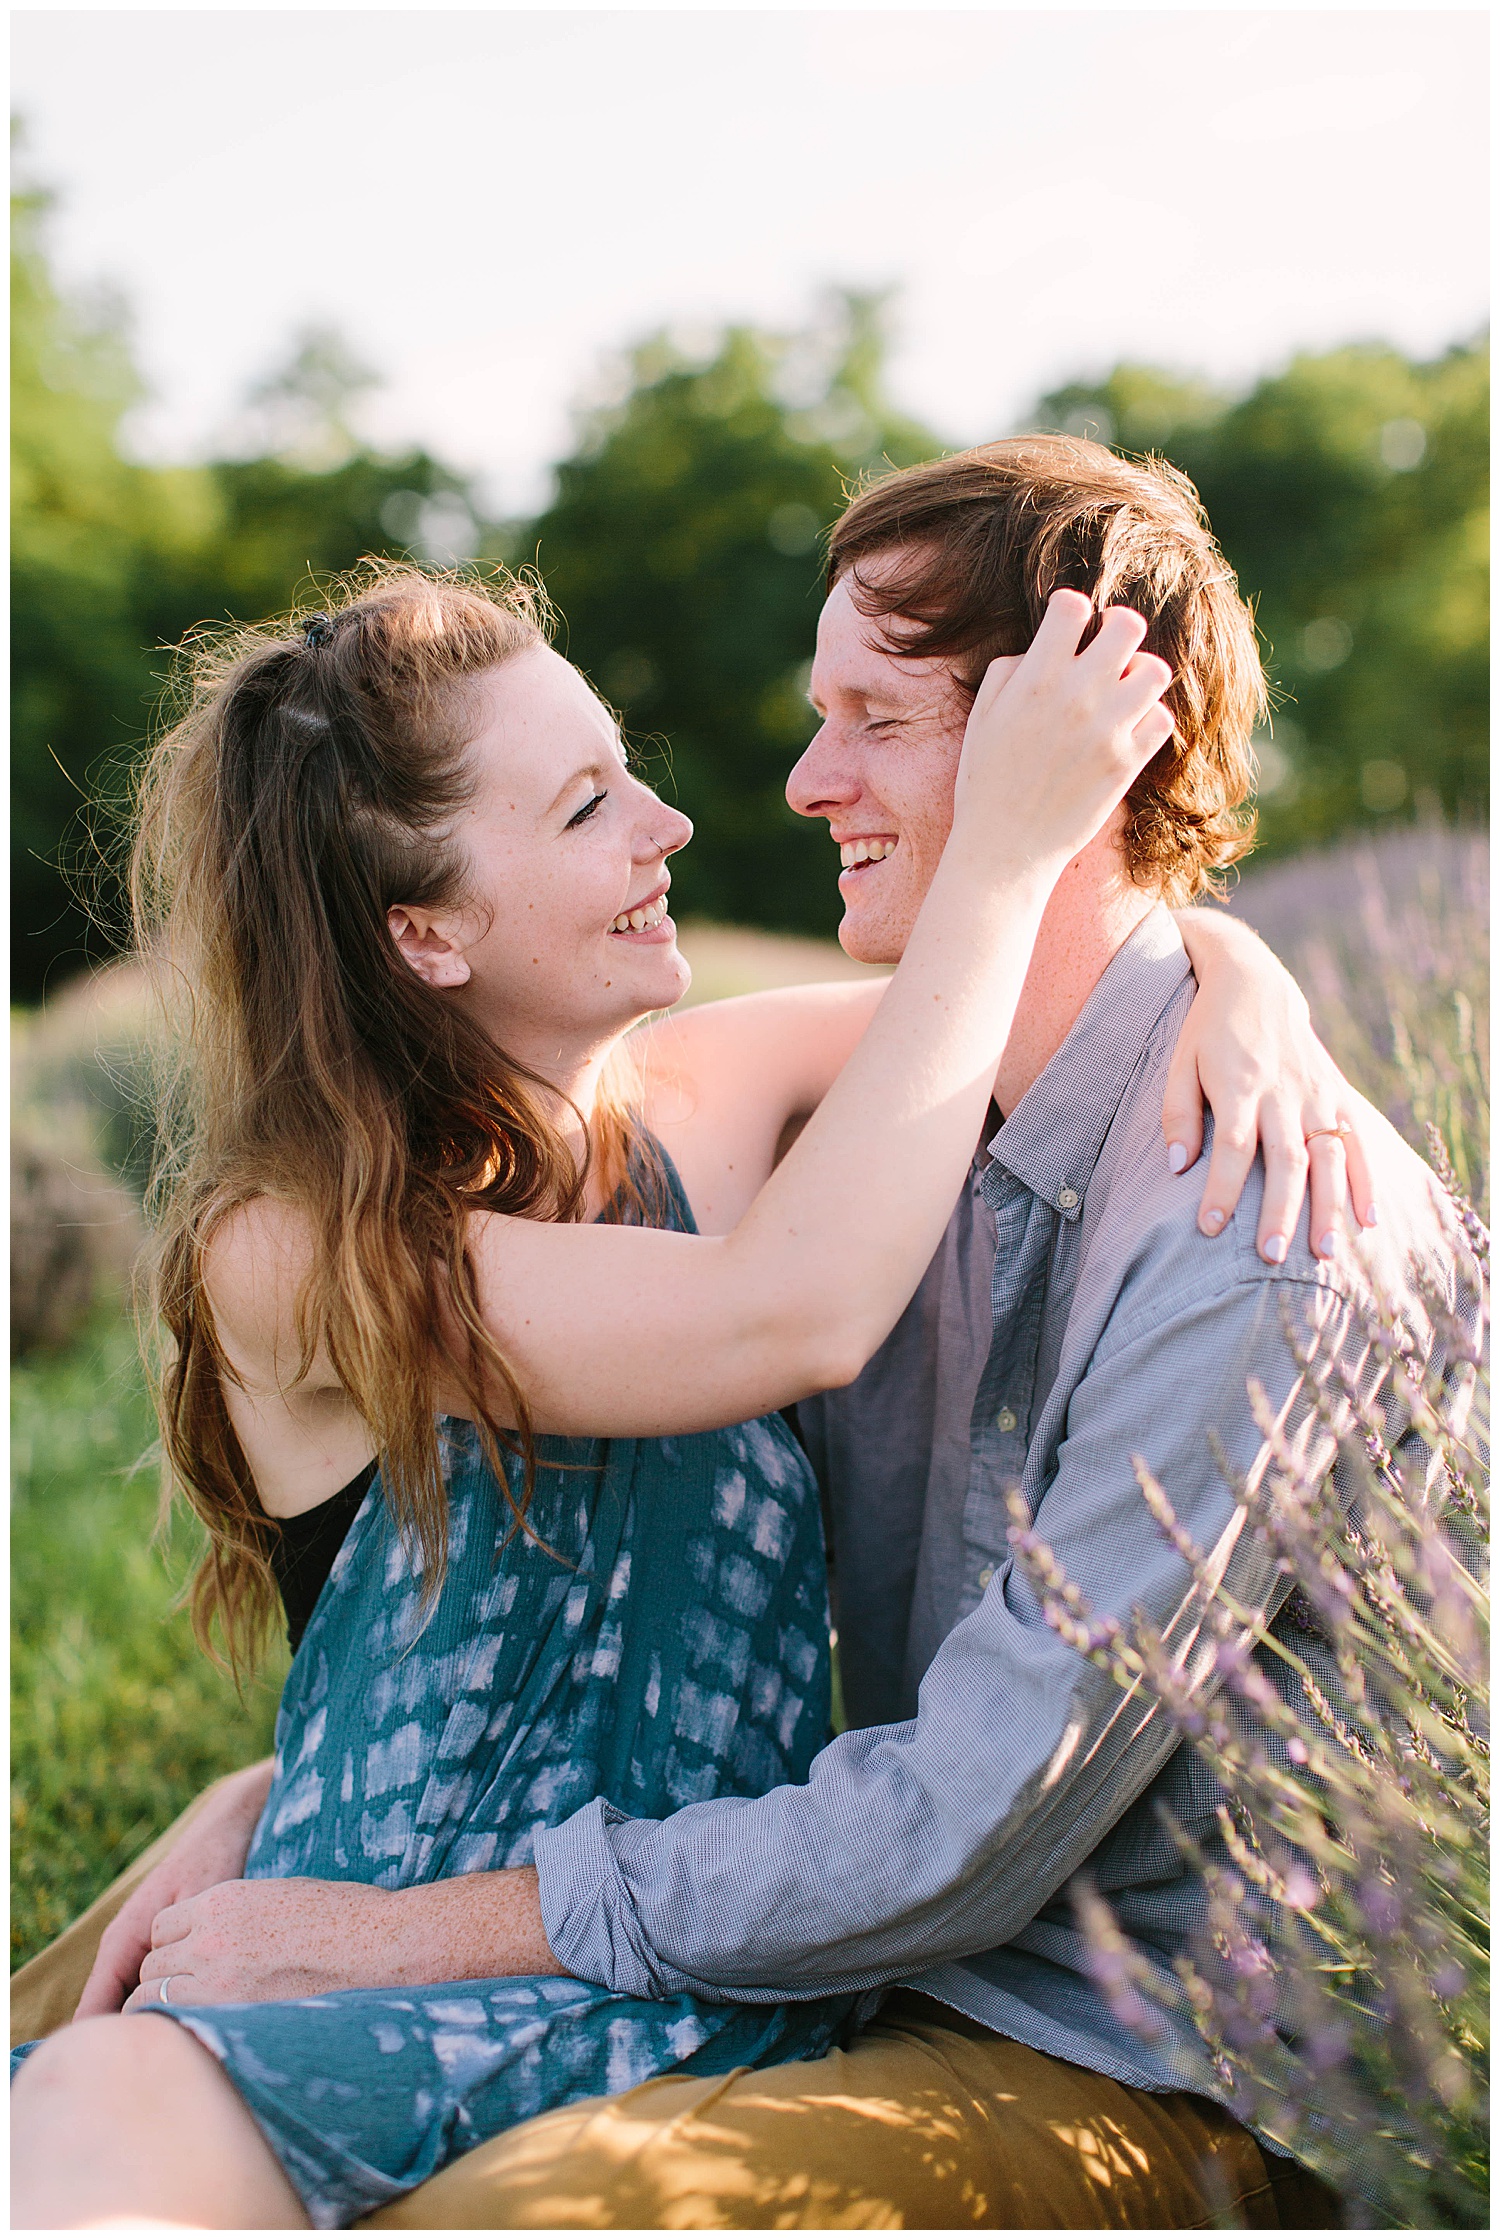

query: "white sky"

left=12, top=5, right=1490, bottom=515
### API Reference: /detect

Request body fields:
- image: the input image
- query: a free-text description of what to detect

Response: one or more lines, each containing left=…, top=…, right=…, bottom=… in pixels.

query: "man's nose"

left=786, top=723, right=859, bottom=821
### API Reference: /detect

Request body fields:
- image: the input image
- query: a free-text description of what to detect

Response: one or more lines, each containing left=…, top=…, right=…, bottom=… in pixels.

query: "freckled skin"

left=391, top=646, right=694, bottom=1107
left=121, top=1874, right=555, bottom=2009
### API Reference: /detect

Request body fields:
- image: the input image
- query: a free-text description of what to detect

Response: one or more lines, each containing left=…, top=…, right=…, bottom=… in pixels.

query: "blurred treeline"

left=12, top=178, right=1488, bottom=1001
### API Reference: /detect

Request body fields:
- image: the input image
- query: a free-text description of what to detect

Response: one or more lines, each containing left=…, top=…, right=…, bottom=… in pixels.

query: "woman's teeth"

left=839, top=838, right=897, bottom=869
left=610, top=895, right=669, bottom=934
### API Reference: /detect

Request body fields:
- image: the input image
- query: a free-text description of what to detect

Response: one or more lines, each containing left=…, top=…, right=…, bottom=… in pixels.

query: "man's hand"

left=74, top=1760, right=275, bottom=2019
left=120, top=1865, right=559, bottom=2011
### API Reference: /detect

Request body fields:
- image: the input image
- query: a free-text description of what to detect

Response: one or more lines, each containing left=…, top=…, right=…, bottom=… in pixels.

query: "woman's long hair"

left=133, top=564, right=642, bottom=1672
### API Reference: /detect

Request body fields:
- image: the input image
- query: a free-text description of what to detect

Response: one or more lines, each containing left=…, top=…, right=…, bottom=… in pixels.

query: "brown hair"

left=828, top=435, right=1267, bottom=901
left=133, top=564, right=646, bottom=1670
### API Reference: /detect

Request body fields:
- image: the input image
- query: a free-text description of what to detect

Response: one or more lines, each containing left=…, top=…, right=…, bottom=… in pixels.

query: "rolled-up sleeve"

left=535, top=1274, right=1359, bottom=2001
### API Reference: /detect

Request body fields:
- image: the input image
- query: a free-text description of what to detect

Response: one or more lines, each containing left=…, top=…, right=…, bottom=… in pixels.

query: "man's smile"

left=837, top=836, right=899, bottom=873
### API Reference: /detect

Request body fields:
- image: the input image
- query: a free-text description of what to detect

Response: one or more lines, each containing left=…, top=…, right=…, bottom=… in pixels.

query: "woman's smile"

left=608, top=884, right=673, bottom=939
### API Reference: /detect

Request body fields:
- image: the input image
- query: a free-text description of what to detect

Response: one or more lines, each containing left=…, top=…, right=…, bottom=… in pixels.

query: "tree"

left=1036, top=338, right=1489, bottom=855
left=11, top=185, right=491, bottom=998
left=524, top=295, right=939, bottom=934
left=13, top=160, right=1486, bottom=995
left=11, top=179, right=219, bottom=986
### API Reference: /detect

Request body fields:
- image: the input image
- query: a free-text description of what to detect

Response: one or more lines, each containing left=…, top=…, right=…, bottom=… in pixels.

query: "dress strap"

left=602, top=1128, right=699, bottom=1237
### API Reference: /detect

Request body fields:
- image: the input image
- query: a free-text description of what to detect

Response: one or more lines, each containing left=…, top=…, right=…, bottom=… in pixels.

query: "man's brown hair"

left=828, top=434, right=1267, bottom=902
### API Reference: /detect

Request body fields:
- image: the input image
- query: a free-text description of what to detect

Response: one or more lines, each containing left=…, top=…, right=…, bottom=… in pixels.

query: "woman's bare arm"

left=1168, top=907, right=1376, bottom=1259
left=634, top=916, right=1373, bottom=1259
left=208, top=594, right=1171, bottom=1457
left=633, top=979, right=886, bottom=1233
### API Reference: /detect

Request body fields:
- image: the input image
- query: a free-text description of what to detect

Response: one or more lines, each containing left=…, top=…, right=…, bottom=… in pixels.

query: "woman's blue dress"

left=19, top=1150, right=855, bottom=2227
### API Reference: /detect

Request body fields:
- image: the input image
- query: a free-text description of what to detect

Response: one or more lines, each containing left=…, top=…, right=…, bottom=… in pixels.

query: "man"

left=15, top=438, right=1467, bottom=2227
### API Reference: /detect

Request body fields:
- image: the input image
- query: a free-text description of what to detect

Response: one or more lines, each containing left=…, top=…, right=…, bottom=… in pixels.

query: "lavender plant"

left=1227, top=827, right=1488, bottom=1212
left=1008, top=1222, right=1488, bottom=2227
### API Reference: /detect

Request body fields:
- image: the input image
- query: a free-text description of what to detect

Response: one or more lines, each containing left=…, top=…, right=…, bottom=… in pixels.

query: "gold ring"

left=1304, top=1124, right=1349, bottom=1143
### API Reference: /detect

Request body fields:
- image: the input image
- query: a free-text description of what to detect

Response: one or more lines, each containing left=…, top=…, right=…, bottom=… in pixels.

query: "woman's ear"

left=387, top=905, right=473, bottom=989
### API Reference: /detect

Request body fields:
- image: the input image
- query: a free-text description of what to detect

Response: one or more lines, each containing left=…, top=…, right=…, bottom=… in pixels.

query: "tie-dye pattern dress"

left=17, top=1148, right=855, bottom=2228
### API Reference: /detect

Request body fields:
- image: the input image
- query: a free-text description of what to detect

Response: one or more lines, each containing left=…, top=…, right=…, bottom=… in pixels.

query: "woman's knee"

left=14, top=2011, right=311, bottom=2230
left=15, top=2012, right=209, bottom=2117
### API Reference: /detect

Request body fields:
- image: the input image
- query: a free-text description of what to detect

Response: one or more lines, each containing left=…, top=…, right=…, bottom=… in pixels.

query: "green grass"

left=11, top=1316, right=286, bottom=1969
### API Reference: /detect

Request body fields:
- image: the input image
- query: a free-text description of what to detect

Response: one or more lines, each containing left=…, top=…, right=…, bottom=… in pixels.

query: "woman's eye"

left=566, top=791, right=608, bottom=829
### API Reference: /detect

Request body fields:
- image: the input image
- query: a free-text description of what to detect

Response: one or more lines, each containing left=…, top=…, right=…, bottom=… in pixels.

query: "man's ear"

left=387, top=905, right=472, bottom=989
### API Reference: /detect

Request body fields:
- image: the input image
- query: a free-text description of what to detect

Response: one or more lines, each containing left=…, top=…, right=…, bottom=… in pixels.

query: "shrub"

left=10, top=1131, right=139, bottom=1358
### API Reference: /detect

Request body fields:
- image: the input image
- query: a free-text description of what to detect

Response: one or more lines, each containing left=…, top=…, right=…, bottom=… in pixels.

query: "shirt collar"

left=984, top=903, right=1193, bottom=1220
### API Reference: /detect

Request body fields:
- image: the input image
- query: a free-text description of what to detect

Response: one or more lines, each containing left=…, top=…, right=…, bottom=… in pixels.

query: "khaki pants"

left=13, top=1804, right=1340, bottom=2229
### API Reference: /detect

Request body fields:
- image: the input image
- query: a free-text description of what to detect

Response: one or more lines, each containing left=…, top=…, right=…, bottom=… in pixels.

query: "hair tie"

left=303, top=614, right=336, bottom=651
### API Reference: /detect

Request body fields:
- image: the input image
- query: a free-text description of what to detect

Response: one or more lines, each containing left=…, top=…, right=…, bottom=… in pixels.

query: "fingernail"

left=1317, top=1231, right=1338, bottom=1259
left=1201, top=1207, right=1226, bottom=1234
left=1363, top=1202, right=1379, bottom=1227
left=1262, top=1234, right=1287, bottom=1264
left=1167, top=1142, right=1188, bottom=1175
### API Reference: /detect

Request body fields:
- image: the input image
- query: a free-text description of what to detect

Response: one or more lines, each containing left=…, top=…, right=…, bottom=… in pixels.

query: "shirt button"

left=995, top=1407, right=1017, bottom=1433
left=1058, top=1187, right=1078, bottom=1209
left=977, top=1565, right=994, bottom=1589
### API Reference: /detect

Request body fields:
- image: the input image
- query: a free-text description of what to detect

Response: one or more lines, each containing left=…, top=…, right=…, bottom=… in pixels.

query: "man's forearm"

left=381, top=1867, right=559, bottom=1984
left=532, top=1279, right=1350, bottom=2004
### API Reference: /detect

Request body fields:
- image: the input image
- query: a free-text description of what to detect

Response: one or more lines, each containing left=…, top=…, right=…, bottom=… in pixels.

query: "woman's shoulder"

left=200, top=1191, right=320, bottom=1365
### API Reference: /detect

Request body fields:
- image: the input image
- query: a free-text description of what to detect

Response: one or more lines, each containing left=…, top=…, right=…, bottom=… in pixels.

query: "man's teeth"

left=839, top=838, right=897, bottom=869
left=610, top=895, right=669, bottom=934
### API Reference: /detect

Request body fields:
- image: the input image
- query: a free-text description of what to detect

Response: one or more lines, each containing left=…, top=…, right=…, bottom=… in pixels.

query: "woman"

left=13, top=567, right=1364, bottom=2229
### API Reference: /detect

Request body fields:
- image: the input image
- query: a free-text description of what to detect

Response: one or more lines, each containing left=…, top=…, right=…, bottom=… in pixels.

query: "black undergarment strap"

left=270, top=1459, right=379, bottom=1656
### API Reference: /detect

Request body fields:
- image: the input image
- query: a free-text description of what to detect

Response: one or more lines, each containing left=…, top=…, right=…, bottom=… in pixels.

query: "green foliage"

left=10, top=1314, right=286, bottom=1969
left=10, top=184, right=487, bottom=999
left=11, top=183, right=216, bottom=985
left=1038, top=338, right=1489, bottom=856
left=526, top=296, right=937, bottom=934
left=12, top=158, right=1488, bottom=985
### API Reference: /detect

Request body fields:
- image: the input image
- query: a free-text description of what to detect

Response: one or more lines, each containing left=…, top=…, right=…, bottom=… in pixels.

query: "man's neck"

left=991, top=839, right=1158, bottom=1119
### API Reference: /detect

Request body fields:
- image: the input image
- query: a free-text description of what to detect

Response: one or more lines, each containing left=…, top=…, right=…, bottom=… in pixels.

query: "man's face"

left=788, top=569, right=972, bottom=965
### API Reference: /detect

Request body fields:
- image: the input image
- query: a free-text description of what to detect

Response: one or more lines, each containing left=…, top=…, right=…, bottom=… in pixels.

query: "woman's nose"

left=643, top=797, right=693, bottom=858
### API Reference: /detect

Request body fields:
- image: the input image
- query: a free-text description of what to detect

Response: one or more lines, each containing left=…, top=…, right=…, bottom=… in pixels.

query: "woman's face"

left=389, top=646, right=693, bottom=1067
